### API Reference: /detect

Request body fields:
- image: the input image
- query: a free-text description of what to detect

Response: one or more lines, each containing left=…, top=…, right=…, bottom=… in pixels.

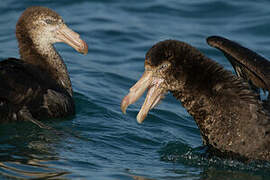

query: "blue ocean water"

left=1, top=0, right=270, bottom=179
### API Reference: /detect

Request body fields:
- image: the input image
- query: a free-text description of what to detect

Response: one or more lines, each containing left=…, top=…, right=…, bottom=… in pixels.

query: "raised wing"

left=207, top=36, right=270, bottom=95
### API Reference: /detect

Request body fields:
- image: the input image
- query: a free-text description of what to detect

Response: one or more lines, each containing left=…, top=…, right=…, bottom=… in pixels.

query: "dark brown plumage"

left=121, top=37, right=270, bottom=161
left=0, top=6, right=88, bottom=126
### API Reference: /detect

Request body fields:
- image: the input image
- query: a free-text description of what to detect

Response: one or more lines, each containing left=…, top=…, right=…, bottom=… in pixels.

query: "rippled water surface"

left=1, top=0, right=270, bottom=179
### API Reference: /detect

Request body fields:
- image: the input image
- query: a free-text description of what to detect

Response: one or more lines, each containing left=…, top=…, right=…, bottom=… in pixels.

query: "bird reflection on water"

left=0, top=123, right=69, bottom=179
left=0, top=162, right=69, bottom=179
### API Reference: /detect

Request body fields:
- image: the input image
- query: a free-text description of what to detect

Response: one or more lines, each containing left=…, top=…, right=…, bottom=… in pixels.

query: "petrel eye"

left=45, top=19, right=54, bottom=24
left=160, top=63, right=169, bottom=70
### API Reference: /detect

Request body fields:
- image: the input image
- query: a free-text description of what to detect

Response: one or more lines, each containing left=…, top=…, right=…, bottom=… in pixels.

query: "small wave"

left=159, top=141, right=270, bottom=174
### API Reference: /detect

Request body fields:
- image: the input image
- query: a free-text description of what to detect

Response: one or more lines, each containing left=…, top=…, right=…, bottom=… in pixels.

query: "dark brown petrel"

left=0, top=6, right=88, bottom=127
left=121, top=36, right=270, bottom=162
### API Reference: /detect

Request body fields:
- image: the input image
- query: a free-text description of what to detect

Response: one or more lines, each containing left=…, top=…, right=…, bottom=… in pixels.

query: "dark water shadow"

left=0, top=122, right=70, bottom=179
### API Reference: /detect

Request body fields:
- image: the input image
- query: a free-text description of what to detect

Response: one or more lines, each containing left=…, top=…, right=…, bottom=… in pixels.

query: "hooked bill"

left=56, top=25, right=88, bottom=55
left=121, top=70, right=167, bottom=123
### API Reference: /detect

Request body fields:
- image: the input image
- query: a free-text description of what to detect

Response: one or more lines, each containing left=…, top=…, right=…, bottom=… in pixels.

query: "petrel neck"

left=171, top=56, right=262, bottom=146
left=172, top=85, right=214, bottom=138
left=17, top=38, right=73, bottom=97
